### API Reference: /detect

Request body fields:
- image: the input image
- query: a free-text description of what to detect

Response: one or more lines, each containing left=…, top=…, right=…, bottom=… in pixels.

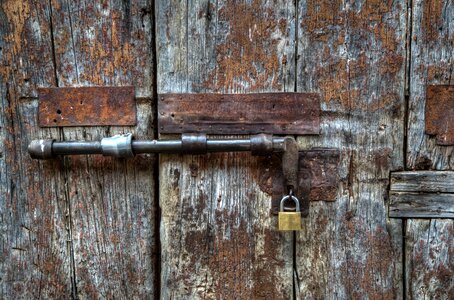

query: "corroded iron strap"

left=28, top=133, right=286, bottom=160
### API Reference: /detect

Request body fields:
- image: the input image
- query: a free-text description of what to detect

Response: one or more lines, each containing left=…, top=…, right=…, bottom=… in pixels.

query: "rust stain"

left=422, top=0, right=445, bottom=42
left=199, top=0, right=284, bottom=91
left=340, top=218, right=397, bottom=299
left=53, top=1, right=148, bottom=89
left=38, top=86, right=136, bottom=126
left=1, top=0, right=30, bottom=56
left=410, top=222, right=454, bottom=299
left=158, top=93, right=320, bottom=135
left=425, top=85, right=454, bottom=145
left=179, top=217, right=286, bottom=298
left=302, top=0, right=403, bottom=112
left=271, top=149, right=340, bottom=214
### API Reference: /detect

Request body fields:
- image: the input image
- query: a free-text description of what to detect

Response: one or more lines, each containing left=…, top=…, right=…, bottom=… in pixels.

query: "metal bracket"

left=425, top=85, right=454, bottom=145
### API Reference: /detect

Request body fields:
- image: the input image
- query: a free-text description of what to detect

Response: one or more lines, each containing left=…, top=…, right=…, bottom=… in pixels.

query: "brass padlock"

left=278, top=195, right=302, bottom=231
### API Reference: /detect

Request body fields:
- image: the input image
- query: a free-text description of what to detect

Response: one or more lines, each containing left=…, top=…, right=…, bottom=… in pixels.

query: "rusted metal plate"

left=38, top=86, right=136, bottom=127
left=271, top=148, right=340, bottom=215
left=425, top=85, right=454, bottom=145
left=158, top=93, right=320, bottom=134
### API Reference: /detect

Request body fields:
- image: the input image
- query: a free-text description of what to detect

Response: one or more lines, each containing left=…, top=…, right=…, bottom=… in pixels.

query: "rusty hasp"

left=425, top=85, right=454, bottom=145
left=158, top=93, right=320, bottom=135
left=271, top=148, right=341, bottom=215
left=38, top=86, right=136, bottom=127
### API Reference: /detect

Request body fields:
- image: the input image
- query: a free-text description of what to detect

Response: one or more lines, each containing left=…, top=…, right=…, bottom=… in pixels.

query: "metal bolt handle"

left=28, top=133, right=287, bottom=160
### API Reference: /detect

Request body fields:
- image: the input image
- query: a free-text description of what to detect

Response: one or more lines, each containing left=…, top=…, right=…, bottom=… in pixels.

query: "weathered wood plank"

left=391, top=171, right=454, bottom=193
left=406, top=220, right=454, bottom=299
left=295, top=0, right=406, bottom=298
left=407, top=0, right=454, bottom=170
left=0, top=1, right=72, bottom=298
left=405, top=2, right=454, bottom=299
left=49, top=0, right=156, bottom=298
left=157, top=0, right=296, bottom=297
left=389, top=192, right=454, bottom=218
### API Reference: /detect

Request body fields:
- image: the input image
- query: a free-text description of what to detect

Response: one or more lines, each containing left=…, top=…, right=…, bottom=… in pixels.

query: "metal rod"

left=52, top=141, right=103, bottom=155
left=132, top=140, right=182, bottom=154
left=28, top=133, right=287, bottom=160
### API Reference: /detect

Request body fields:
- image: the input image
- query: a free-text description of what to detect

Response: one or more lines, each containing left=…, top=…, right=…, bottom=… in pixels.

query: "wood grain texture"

left=407, top=0, right=454, bottom=170
left=0, top=1, right=71, bottom=298
left=295, top=1, right=406, bottom=298
left=49, top=0, right=156, bottom=298
left=389, top=192, right=454, bottom=218
left=157, top=0, right=296, bottom=298
left=391, top=171, right=454, bottom=193
left=390, top=171, right=454, bottom=218
left=405, top=3, right=454, bottom=299
left=405, top=220, right=454, bottom=299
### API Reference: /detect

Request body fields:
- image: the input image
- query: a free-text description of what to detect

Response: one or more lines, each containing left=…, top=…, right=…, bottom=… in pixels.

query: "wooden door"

left=1, top=1, right=453, bottom=299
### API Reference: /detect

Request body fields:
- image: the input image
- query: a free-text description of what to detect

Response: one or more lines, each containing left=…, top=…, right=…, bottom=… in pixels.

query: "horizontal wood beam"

left=389, top=171, right=454, bottom=218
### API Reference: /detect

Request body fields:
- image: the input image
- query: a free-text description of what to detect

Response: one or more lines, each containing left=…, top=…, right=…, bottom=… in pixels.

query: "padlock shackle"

left=279, top=195, right=300, bottom=212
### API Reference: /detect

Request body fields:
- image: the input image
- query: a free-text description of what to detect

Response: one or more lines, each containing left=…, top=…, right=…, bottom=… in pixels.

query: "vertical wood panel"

left=407, top=0, right=453, bottom=170
left=406, top=220, right=454, bottom=299
left=157, top=0, right=295, bottom=298
left=406, top=2, right=454, bottom=299
left=48, top=0, right=157, bottom=298
left=295, top=1, right=406, bottom=298
left=0, top=1, right=71, bottom=298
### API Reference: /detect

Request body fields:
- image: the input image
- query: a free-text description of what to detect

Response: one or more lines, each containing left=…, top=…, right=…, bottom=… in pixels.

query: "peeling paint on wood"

left=407, top=0, right=454, bottom=170
left=1, top=1, right=71, bottom=298
left=1, top=0, right=156, bottom=298
left=406, top=2, right=454, bottom=299
left=49, top=0, right=156, bottom=298
left=295, top=0, right=406, bottom=298
left=406, top=220, right=454, bottom=299
left=157, top=0, right=295, bottom=297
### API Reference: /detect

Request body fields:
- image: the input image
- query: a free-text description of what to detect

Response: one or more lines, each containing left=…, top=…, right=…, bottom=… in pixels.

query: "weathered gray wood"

left=391, top=171, right=454, bottom=193
left=405, top=2, right=454, bottom=298
left=157, top=0, right=295, bottom=297
left=406, top=220, right=454, bottom=299
left=295, top=1, right=406, bottom=298
left=390, top=192, right=454, bottom=218
left=49, top=0, right=156, bottom=298
left=0, top=1, right=72, bottom=298
left=407, top=0, right=454, bottom=170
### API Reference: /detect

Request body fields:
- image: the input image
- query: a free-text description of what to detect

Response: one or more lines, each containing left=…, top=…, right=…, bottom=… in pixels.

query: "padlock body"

left=278, top=212, right=301, bottom=231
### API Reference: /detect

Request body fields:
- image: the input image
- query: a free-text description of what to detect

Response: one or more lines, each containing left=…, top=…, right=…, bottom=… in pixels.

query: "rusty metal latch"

left=28, top=133, right=285, bottom=159
left=28, top=134, right=340, bottom=223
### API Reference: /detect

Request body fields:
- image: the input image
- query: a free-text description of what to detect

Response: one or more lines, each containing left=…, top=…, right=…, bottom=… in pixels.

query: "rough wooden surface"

left=295, top=0, right=406, bottom=298
left=157, top=0, right=295, bottom=298
left=1, top=1, right=70, bottom=298
left=405, top=220, right=454, bottom=299
left=390, top=171, right=454, bottom=218
left=391, top=171, right=454, bottom=193
left=407, top=0, right=454, bottom=170
left=390, top=193, right=454, bottom=218
left=405, top=2, right=454, bottom=299
left=1, top=0, right=156, bottom=298
left=2, top=0, right=454, bottom=299
left=50, top=0, right=156, bottom=298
